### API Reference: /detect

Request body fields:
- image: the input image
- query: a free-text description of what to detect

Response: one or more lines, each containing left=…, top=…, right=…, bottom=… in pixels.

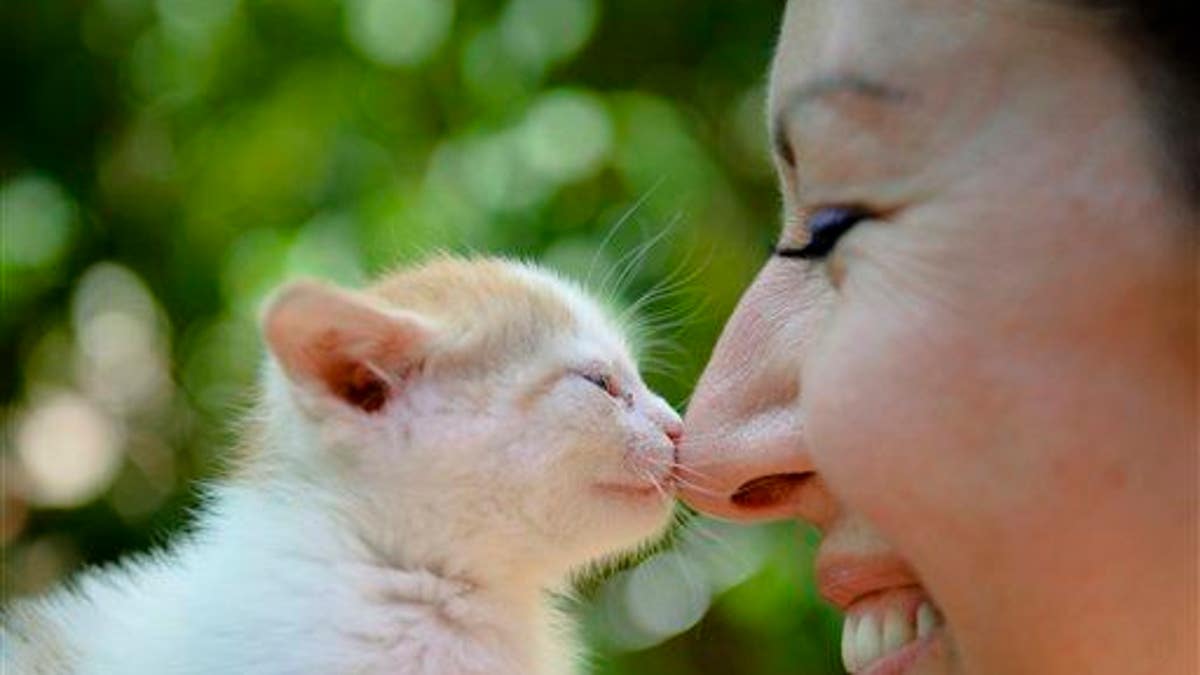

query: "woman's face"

left=680, top=2, right=1197, bottom=674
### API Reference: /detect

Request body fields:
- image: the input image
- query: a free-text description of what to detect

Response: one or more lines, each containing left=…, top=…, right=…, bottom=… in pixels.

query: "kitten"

left=2, top=256, right=683, bottom=675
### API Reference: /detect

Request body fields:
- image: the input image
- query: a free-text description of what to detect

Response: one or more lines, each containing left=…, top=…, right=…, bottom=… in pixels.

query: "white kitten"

left=3, top=256, right=682, bottom=675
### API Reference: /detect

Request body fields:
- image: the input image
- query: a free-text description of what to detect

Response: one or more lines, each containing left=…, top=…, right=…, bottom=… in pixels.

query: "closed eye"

left=580, top=372, right=620, bottom=398
left=775, top=205, right=873, bottom=260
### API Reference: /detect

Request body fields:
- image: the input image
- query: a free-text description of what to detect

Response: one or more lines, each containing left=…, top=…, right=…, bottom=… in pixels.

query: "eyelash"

left=774, top=205, right=873, bottom=260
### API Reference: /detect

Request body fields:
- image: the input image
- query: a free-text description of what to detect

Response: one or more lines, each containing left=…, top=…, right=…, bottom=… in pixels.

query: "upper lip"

left=814, top=547, right=924, bottom=610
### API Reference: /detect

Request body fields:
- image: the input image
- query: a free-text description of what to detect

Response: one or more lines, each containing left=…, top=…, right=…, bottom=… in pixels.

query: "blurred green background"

left=0, top=0, right=843, bottom=672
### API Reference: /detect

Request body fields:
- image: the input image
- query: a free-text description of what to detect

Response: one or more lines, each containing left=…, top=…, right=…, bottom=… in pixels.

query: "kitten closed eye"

left=580, top=371, right=620, bottom=398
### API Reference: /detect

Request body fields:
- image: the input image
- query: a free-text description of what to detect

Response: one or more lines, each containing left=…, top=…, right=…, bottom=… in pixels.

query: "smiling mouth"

left=816, top=549, right=947, bottom=674
left=841, top=587, right=945, bottom=674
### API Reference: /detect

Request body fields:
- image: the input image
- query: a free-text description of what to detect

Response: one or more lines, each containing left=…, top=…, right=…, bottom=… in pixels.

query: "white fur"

left=3, top=260, right=682, bottom=675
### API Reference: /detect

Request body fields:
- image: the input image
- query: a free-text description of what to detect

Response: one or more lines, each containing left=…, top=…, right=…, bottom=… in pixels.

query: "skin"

left=679, top=2, right=1198, bottom=673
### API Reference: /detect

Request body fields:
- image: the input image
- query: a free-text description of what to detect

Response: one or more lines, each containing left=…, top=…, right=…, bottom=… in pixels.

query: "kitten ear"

left=261, top=280, right=434, bottom=414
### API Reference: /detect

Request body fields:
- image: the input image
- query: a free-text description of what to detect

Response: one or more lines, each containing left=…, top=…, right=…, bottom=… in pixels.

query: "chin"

left=569, top=490, right=675, bottom=558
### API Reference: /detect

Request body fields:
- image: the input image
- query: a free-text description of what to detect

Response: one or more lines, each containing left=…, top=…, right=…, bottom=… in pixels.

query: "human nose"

left=678, top=261, right=839, bottom=530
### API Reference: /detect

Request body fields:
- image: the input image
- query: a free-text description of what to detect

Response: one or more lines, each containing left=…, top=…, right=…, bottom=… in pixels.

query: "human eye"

left=774, top=205, right=874, bottom=260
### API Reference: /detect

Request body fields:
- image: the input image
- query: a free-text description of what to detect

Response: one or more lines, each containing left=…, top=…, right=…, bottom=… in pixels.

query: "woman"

left=678, top=2, right=1196, bottom=674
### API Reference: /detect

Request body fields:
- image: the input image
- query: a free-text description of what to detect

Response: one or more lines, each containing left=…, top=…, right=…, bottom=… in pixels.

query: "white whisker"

left=586, top=179, right=664, bottom=288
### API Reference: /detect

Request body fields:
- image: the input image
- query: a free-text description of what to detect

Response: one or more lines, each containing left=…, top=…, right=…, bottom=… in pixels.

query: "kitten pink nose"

left=662, top=418, right=683, bottom=446
left=644, top=393, right=683, bottom=445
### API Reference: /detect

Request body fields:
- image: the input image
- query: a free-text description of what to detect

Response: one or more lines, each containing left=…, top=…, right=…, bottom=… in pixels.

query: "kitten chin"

left=2, top=255, right=683, bottom=675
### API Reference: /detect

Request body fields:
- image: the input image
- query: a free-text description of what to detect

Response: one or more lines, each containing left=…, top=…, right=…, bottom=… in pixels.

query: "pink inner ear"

left=322, top=358, right=390, bottom=413
left=263, top=281, right=428, bottom=414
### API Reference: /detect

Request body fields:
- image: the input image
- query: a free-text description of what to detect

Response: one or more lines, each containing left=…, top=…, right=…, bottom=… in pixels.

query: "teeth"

left=854, top=613, right=882, bottom=671
left=841, top=614, right=859, bottom=673
left=882, top=607, right=913, bottom=653
left=916, top=602, right=939, bottom=639
left=841, top=601, right=943, bottom=673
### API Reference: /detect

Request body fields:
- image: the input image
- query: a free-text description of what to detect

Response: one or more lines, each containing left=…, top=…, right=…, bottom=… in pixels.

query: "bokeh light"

left=72, top=263, right=173, bottom=416
left=592, top=517, right=774, bottom=651
left=619, top=550, right=713, bottom=648
left=15, top=392, right=125, bottom=509
left=499, top=0, right=597, bottom=72
left=154, top=0, right=240, bottom=43
left=520, top=89, right=614, bottom=184
left=0, top=174, right=76, bottom=270
left=344, top=0, right=455, bottom=68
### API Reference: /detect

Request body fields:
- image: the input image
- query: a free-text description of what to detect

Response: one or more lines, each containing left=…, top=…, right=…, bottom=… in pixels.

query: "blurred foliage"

left=0, top=0, right=842, bottom=672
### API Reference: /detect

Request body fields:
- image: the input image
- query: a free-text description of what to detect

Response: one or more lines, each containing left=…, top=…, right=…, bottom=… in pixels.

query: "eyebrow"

left=771, top=74, right=911, bottom=165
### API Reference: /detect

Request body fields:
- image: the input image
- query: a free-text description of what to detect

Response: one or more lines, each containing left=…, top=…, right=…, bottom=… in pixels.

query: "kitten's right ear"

left=261, top=280, right=435, bottom=414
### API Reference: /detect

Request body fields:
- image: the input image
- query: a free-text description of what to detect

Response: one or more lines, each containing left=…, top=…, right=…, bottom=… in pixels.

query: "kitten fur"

left=2, top=256, right=683, bottom=675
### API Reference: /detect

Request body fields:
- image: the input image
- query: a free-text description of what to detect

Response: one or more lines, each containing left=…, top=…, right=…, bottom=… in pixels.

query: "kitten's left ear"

left=261, top=280, right=435, bottom=413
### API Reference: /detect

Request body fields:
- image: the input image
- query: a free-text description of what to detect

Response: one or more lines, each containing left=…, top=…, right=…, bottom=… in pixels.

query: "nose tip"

left=663, top=420, right=683, bottom=445
left=649, top=398, right=684, bottom=446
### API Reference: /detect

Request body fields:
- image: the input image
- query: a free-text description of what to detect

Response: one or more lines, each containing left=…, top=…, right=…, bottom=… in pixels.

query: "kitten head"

left=256, top=256, right=681, bottom=584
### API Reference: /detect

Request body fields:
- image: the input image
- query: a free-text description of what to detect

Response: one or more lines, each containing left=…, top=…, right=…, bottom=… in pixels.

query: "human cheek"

left=798, top=246, right=1026, bottom=660
left=802, top=292, right=994, bottom=531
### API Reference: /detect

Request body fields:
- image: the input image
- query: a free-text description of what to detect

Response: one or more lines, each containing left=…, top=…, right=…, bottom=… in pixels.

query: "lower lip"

left=860, top=630, right=941, bottom=675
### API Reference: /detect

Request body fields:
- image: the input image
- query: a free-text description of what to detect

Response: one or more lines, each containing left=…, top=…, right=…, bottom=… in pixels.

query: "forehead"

left=368, top=257, right=627, bottom=360
left=769, top=1, right=1104, bottom=188
left=774, top=0, right=1104, bottom=99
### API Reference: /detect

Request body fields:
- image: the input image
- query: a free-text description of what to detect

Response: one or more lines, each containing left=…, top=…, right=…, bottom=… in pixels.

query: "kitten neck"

left=218, top=475, right=568, bottom=610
